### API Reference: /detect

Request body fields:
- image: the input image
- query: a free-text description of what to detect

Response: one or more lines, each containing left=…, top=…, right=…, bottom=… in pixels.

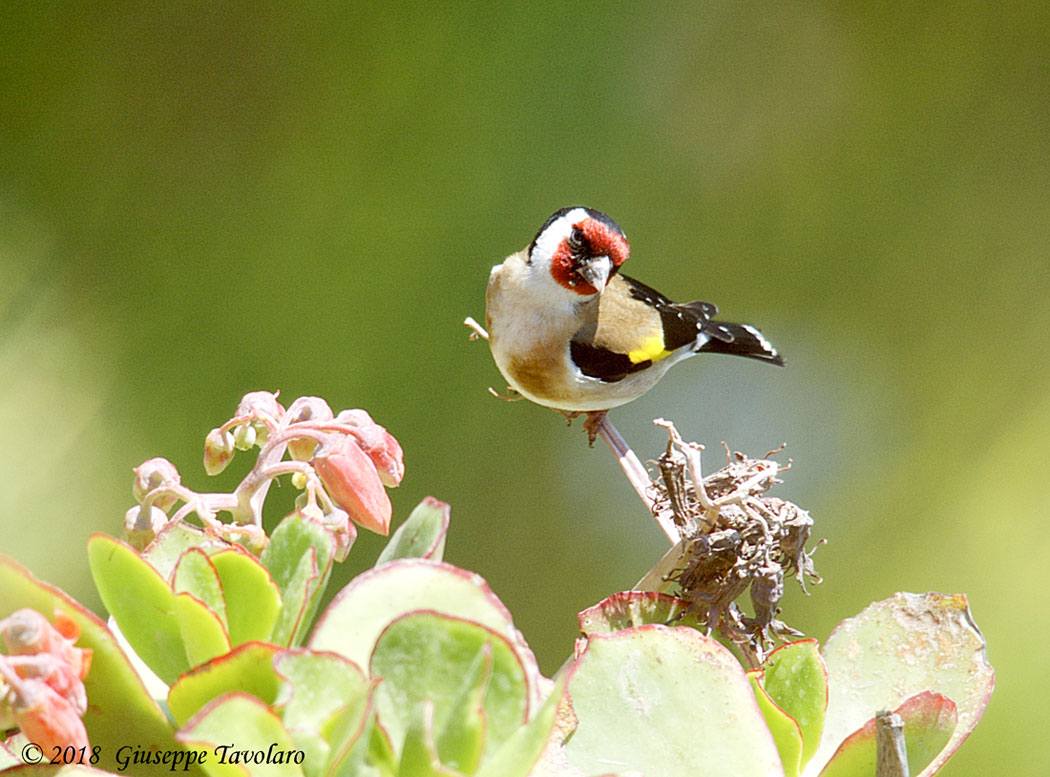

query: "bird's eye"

left=568, top=226, right=585, bottom=251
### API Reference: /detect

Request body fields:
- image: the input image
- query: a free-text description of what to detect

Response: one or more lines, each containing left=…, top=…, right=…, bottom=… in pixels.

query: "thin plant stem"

left=596, top=417, right=680, bottom=545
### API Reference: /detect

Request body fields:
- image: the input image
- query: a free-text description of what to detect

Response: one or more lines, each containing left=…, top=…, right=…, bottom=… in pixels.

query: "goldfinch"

left=485, top=206, right=783, bottom=440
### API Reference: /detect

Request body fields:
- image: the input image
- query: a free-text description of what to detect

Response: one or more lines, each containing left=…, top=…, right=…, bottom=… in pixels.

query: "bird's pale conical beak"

left=579, top=255, right=613, bottom=294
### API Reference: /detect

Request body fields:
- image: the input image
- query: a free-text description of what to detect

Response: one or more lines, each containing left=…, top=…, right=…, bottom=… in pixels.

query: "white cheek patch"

left=530, top=207, right=590, bottom=266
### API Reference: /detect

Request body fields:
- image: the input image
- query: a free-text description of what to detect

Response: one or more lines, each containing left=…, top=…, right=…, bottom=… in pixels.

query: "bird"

left=485, top=206, right=784, bottom=443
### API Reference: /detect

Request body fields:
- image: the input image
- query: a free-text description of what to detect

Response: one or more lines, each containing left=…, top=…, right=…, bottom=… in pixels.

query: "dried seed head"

left=650, top=422, right=822, bottom=664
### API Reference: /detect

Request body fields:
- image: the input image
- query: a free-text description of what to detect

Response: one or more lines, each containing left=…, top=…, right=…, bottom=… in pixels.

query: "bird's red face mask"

left=549, top=217, right=630, bottom=296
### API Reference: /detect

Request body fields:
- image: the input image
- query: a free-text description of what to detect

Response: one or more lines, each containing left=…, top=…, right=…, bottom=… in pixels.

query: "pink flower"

left=284, top=397, right=335, bottom=462
left=1, top=610, right=92, bottom=693
left=313, top=435, right=393, bottom=535
left=132, top=457, right=181, bottom=511
left=0, top=610, right=92, bottom=751
left=11, top=680, right=89, bottom=751
left=334, top=410, right=405, bottom=487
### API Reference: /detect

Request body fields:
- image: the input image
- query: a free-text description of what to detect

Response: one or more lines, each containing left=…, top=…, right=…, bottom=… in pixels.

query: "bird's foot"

left=464, top=316, right=490, bottom=341
left=583, top=410, right=608, bottom=447
left=488, top=386, right=523, bottom=402
left=555, top=409, right=608, bottom=446
left=558, top=409, right=582, bottom=427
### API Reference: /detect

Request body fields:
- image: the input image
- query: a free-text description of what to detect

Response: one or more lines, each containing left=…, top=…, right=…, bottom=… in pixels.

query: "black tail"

left=697, top=321, right=784, bottom=366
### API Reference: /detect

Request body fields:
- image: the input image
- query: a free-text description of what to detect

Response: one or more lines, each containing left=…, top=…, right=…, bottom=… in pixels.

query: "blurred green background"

left=2, top=1, right=1047, bottom=773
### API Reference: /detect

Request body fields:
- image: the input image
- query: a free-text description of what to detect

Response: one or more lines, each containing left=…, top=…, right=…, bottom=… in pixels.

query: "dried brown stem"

left=876, top=711, right=910, bottom=777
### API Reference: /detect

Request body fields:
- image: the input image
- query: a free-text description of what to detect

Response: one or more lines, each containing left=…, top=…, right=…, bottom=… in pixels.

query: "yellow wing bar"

left=627, top=335, right=672, bottom=364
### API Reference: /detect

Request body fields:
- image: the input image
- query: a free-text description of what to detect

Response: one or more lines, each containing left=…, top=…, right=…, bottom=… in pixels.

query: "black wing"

left=569, top=340, right=650, bottom=383
left=620, top=275, right=728, bottom=348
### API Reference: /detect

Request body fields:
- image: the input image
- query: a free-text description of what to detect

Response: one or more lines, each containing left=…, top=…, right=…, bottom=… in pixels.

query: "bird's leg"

left=488, top=386, right=523, bottom=402
left=556, top=409, right=582, bottom=427
left=463, top=316, right=489, bottom=341
left=556, top=409, right=605, bottom=445
left=583, top=410, right=608, bottom=446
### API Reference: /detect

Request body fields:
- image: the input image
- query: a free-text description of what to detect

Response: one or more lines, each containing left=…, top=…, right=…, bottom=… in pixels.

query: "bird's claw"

left=464, top=316, right=490, bottom=341
left=583, top=410, right=608, bottom=446
left=557, top=409, right=609, bottom=446
left=488, top=386, right=523, bottom=402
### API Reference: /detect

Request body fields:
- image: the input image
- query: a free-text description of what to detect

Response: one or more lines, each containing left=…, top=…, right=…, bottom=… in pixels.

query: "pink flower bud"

left=11, top=679, right=89, bottom=751
left=132, top=457, right=180, bottom=510
left=221, top=523, right=268, bottom=555
left=0, top=610, right=91, bottom=715
left=12, top=654, right=88, bottom=716
left=334, top=409, right=374, bottom=427
left=232, top=423, right=258, bottom=450
left=364, top=427, right=404, bottom=487
left=236, top=391, right=285, bottom=421
left=313, top=436, right=392, bottom=535
left=285, top=397, right=335, bottom=461
left=1, top=611, right=89, bottom=676
left=334, top=410, right=405, bottom=487
left=287, top=434, right=318, bottom=462
left=122, top=504, right=169, bottom=550
left=286, top=396, right=334, bottom=424
left=203, top=427, right=236, bottom=475
left=321, top=507, right=357, bottom=562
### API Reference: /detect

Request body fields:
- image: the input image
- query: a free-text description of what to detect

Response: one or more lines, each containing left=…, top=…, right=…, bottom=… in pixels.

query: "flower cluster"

left=0, top=609, right=92, bottom=751
left=126, top=391, right=404, bottom=559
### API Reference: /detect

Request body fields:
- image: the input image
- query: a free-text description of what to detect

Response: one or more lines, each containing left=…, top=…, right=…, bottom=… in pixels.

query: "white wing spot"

left=742, top=324, right=776, bottom=355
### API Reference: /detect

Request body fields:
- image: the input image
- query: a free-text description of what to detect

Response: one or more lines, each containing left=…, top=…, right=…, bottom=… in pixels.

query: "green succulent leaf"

left=376, top=497, right=450, bottom=566
left=0, top=742, right=18, bottom=771
left=309, top=560, right=539, bottom=704
left=366, top=721, right=399, bottom=777
left=818, top=691, right=957, bottom=777
left=808, top=593, right=994, bottom=777
left=271, top=550, right=320, bottom=648
left=749, top=670, right=803, bottom=777
left=144, top=521, right=223, bottom=582
left=211, top=548, right=281, bottom=645
left=370, top=611, right=529, bottom=764
left=320, top=679, right=380, bottom=777
left=432, top=645, right=489, bottom=774
left=397, top=701, right=462, bottom=777
left=168, top=642, right=282, bottom=727
left=563, top=625, right=783, bottom=777
left=474, top=675, right=567, bottom=777
left=577, top=590, right=699, bottom=635
left=173, top=548, right=228, bottom=631
left=174, top=591, right=232, bottom=667
left=761, top=639, right=827, bottom=767
left=87, top=534, right=190, bottom=684
left=261, top=512, right=336, bottom=646
left=177, top=693, right=305, bottom=777
left=0, top=555, right=193, bottom=776
left=272, top=648, right=370, bottom=771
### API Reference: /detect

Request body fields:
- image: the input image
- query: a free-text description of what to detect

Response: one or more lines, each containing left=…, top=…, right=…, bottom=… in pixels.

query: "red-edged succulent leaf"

left=563, top=625, right=784, bottom=777
left=309, top=560, right=542, bottom=707
left=809, top=593, right=993, bottom=777
left=0, top=556, right=188, bottom=776
left=761, top=639, right=827, bottom=768
left=577, top=591, right=697, bottom=635
left=749, top=669, right=804, bottom=777
left=818, top=691, right=957, bottom=777
left=168, top=642, right=282, bottom=727
left=375, top=497, right=450, bottom=565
